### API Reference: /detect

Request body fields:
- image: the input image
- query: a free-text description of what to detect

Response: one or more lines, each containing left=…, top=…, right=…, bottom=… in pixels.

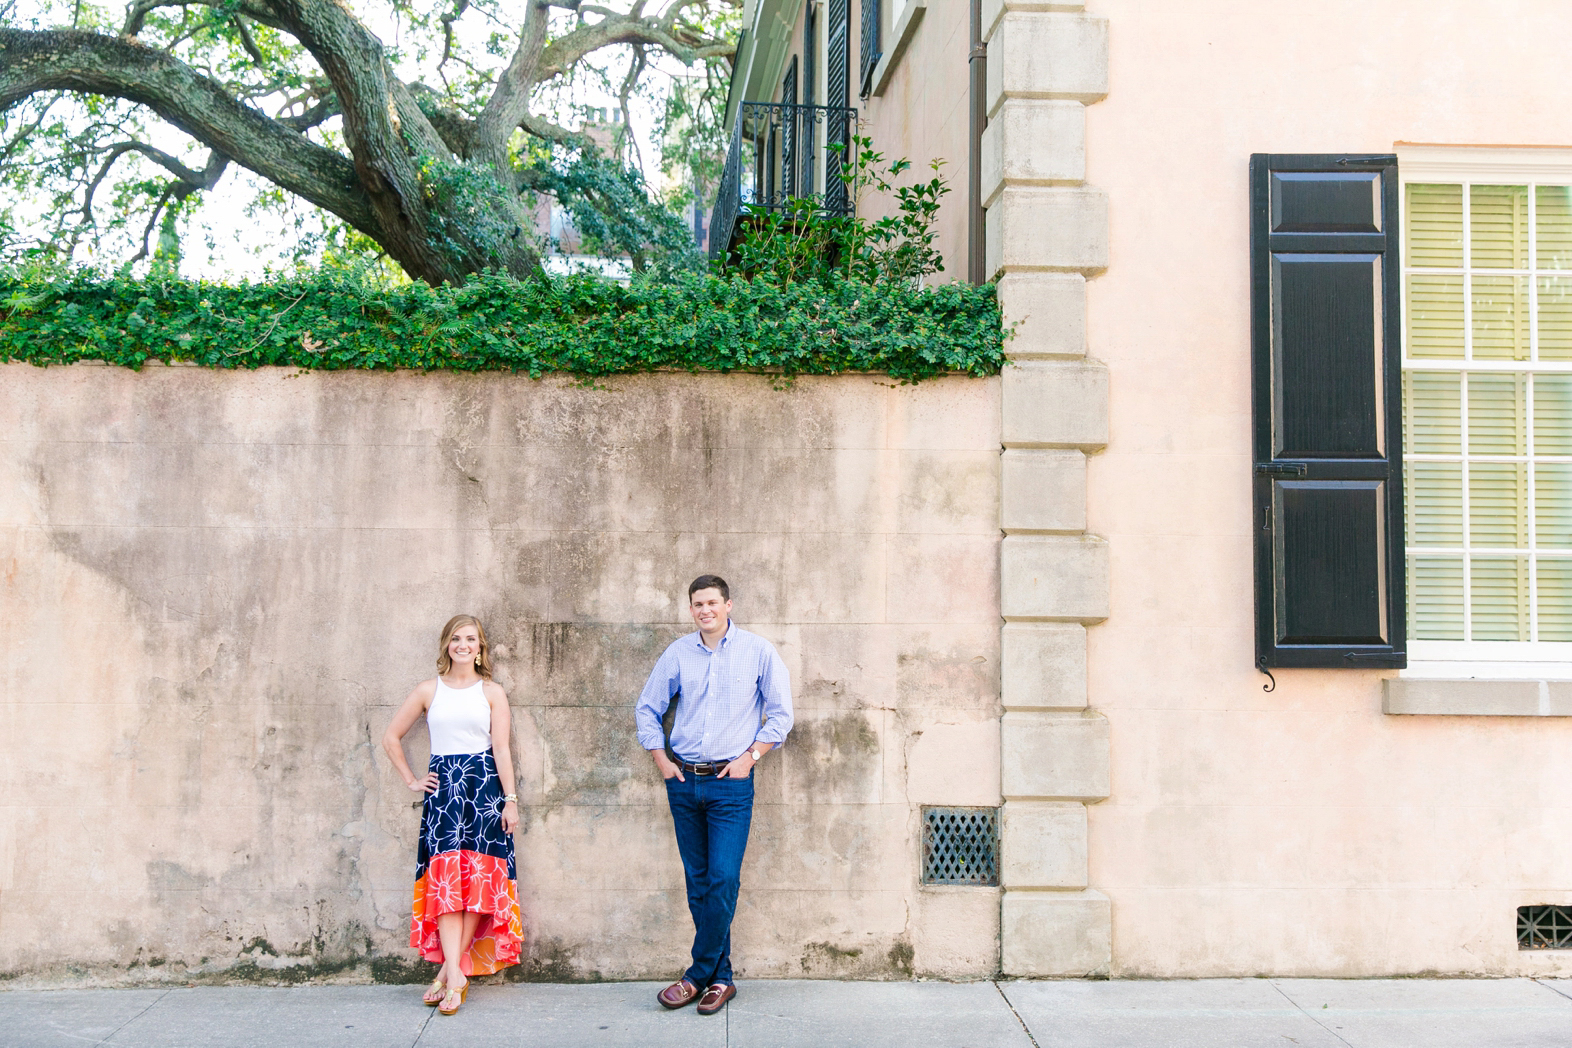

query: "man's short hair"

left=688, top=574, right=730, bottom=601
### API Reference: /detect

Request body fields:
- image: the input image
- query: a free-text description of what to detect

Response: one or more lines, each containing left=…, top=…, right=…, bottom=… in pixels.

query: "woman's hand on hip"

left=501, top=800, right=518, bottom=834
left=408, top=772, right=439, bottom=794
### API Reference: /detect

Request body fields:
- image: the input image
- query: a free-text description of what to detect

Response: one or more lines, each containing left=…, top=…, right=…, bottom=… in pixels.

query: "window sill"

left=1383, top=677, right=1572, bottom=716
left=869, top=0, right=925, bottom=97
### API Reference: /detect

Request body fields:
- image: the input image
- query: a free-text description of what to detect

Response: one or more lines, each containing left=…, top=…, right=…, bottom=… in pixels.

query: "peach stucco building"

left=720, top=0, right=1572, bottom=976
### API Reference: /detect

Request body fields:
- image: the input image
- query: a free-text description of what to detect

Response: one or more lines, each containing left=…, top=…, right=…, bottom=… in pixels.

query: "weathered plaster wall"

left=1085, top=0, right=1572, bottom=976
left=0, top=363, right=1002, bottom=984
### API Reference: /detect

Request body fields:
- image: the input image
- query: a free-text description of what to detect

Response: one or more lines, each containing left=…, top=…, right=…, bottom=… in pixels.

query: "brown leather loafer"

left=696, top=982, right=736, bottom=1015
left=658, top=978, right=699, bottom=1009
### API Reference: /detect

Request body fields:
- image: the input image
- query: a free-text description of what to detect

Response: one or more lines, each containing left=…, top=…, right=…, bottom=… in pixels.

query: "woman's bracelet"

left=503, top=793, right=518, bottom=803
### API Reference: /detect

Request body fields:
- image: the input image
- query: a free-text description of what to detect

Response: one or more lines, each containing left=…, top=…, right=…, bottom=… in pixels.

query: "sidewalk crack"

left=410, top=1000, right=438, bottom=1047
left=96, top=988, right=172, bottom=1047
left=992, top=980, right=1043, bottom=1048
left=1270, top=981, right=1354, bottom=1048
left=1534, top=977, right=1572, bottom=1003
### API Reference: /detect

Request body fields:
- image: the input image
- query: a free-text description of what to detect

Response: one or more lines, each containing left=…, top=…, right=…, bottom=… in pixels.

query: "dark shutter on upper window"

left=860, top=0, right=881, bottom=97
left=1250, top=153, right=1406, bottom=669
left=825, top=0, right=850, bottom=210
left=781, top=58, right=798, bottom=198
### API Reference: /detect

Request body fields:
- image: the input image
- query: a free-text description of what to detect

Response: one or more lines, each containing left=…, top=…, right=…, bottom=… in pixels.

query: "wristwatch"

left=750, top=746, right=763, bottom=761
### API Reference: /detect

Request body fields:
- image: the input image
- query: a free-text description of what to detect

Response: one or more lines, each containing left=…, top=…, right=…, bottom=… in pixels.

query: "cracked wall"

left=0, top=363, right=1002, bottom=984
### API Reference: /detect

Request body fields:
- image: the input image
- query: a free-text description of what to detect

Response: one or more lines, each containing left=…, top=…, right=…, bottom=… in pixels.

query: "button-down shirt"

left=634, top=622, right=793, bottom=763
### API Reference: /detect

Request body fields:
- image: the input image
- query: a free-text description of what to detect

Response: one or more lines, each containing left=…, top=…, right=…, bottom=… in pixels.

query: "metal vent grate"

left=921, top=806, right=999, bottom=886
left=1519, top=905, right=1572, bottom=949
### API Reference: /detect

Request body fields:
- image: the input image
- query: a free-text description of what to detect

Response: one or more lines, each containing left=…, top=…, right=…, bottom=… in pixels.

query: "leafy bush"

left=731, top=137, right=951, bottom=287
left=0, top=267, right=1004, bottom=382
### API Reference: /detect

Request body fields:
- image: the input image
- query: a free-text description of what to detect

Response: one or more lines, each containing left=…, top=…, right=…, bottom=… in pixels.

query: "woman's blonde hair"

left=436, top=614, right=494, bottom=680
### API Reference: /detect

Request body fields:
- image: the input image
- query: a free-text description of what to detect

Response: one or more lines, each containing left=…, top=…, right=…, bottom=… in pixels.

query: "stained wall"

left=0, top=363, right=1002, bottom=984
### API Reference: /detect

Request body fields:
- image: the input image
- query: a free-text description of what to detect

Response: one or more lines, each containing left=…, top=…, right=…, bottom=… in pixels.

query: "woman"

left=383, top=614, right=522, bottom=1015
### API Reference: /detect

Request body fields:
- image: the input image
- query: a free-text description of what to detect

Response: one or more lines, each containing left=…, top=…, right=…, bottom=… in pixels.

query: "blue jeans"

left=665, top=770, right=755, bottom=987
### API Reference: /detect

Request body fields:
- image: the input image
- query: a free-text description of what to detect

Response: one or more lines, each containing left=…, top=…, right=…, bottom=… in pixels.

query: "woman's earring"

left=474, top=655, right=481, bottom=667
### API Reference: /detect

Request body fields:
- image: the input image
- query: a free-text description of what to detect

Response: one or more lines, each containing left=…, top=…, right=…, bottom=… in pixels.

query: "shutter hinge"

left=1343, top=651, right=1406, bottom=661
left=1255, top=462, right=1307, bottom=477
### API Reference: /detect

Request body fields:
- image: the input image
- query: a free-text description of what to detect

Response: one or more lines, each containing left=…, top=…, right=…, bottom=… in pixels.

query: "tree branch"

left=0, top=29, right=375, bottom=234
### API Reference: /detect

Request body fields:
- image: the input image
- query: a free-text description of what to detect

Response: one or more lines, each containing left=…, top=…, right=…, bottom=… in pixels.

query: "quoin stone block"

left=1001, top=622, right=1087, bottom=710
left=986, top=186, right=1109, bottom=277
left=1000, top=711, right=1111, bottom=801
left=1001, top=361, right=1109, bottom=449
left=1001, top=889, right=1112, bottom=976
left=996, top=272, right=1087, bottom=358
left=982, top=99, right=1086, bottom=205
left=1001, top=449, right=1086, bottom=532
left=1000, top=534, right=1110, bottom=622
left=1001, top=801, right=1088, bottom=887
left=985, top=12, right=1110, bottom=109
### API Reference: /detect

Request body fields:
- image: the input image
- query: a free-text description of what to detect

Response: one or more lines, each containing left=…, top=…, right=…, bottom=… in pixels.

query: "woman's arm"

left=486, top=682, right=518, bottom=834
left=382, top=681, right=439, bottom=794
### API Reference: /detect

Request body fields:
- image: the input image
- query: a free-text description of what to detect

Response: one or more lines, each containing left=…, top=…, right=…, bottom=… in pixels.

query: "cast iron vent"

left=1519, top=905, right=1572, bottom=949
left=921, top=806, right=998, bottom=886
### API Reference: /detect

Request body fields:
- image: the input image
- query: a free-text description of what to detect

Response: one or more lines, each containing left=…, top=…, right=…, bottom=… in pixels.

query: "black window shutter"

left=1250, top=153, right=1406, bottom=669
left=825, top=0, right=850, bottom=210
left=781, top=58, right=798, bottom=198
left=860, top=0, right=881, bottom=97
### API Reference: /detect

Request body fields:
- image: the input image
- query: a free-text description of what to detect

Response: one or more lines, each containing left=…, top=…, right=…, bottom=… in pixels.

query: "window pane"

left=1537, top=463, right=1572, bottom=549
left=1539, top=560, right=1572, bottom=642
left=1469, top=463, right=1528, bottom=548
left=1535, top=374, right=1572, bottom=454
left=1406, top=462, right=1463, bottom=546
left=1403, top=371, right=1461, bottom=453
left=1407, top=183, right=1462, bottom=266
left=1410, top=556, right=1464, bottom=640
left=1471, top=274, right=1530, bottom=359
left=1468, top=372, right=1527, bottom=454
left=1470, top=556, right=1529, bottom=640
left=1536, top=184, right=1572, bottom=270
left=1536, top=275, right=1572, bottom=360
left=1407, top=274, right=1463, bottom=358
left=1471, top=184, right=1529, bottom=268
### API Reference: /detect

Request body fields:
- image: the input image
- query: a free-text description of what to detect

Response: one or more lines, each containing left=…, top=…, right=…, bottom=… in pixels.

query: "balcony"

left=708, top=100, right=859, bottom=262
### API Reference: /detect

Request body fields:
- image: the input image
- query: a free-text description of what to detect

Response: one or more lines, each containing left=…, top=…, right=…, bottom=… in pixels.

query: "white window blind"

left=1402, top=153, right=1572, bottom=669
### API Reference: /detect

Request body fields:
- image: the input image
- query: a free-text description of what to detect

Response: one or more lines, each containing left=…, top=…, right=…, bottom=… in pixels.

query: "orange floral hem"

left=410, top=850, right=522, bottom=976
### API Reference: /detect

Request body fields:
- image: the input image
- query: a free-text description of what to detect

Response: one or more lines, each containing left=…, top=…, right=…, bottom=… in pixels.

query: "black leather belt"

left=677, top=757, right=736, bottom=776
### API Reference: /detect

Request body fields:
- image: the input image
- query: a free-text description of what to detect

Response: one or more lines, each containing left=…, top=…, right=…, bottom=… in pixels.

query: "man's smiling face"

left=689, top=587, right=732, bottom=636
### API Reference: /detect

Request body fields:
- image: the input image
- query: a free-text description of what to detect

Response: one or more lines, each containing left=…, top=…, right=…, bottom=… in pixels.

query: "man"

left=634, top=574, right=793, bottom=1015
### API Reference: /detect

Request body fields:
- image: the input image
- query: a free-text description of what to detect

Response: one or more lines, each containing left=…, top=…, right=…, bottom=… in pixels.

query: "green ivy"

left=0, top=269, right=1005, bottom=382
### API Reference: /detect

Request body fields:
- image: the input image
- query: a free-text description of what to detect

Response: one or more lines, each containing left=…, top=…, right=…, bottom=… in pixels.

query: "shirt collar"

left=693, top=621, right=734, bottom=652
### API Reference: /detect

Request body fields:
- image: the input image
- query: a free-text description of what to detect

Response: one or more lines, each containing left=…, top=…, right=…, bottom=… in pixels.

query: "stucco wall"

left=0, top=363, right=1002, bottom=984
left=1085, top=0, right=1572, bottom=976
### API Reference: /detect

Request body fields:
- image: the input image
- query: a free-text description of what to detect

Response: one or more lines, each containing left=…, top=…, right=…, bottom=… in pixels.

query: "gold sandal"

left=438, top=981, right=468, bottom=1016
left=422, top=977, right=446, bottom=1006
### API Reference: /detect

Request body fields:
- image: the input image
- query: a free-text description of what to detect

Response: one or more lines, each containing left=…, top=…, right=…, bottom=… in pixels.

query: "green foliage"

left=0, top=268, right=1005, bottom=382
left=731, top=137, right=951, bottom=287
left=520, top=145, right=698, bottom=272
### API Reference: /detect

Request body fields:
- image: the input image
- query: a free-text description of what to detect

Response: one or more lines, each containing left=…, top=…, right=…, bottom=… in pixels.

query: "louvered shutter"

left=1251, top=153, right=1406, bottom=668
left=860, top=0, right=881, bottom=97
left=781, top=58, right=798, bottom=198
left=826, top=0, right=850, bottom=210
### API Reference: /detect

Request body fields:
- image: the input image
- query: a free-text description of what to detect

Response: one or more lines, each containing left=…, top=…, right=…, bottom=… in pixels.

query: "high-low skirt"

left=410, top=750, right=522, bottom=976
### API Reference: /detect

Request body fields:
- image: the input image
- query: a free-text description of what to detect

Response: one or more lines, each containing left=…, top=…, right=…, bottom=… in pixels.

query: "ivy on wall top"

left=0, top=271, right=1005, bottom=383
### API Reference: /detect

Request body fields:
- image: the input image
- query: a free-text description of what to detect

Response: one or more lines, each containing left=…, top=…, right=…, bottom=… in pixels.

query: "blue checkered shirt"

left=635, top=622, right=793, bottom=762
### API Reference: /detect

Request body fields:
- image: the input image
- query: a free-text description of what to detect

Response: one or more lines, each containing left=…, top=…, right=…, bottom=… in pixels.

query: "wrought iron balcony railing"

left=708, top=100, right=858, bottom=261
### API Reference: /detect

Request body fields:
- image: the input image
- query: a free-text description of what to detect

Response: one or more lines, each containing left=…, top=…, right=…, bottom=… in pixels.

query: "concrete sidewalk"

left=5, top=978, right=1572, bottom=1048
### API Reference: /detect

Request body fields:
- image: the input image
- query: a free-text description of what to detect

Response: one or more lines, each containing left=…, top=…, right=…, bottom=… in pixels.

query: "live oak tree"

left=0, top=1, right=738, bottom=283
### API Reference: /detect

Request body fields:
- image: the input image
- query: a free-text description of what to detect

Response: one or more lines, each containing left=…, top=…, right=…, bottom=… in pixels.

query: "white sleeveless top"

left=427, top=677, right=493, bottom=755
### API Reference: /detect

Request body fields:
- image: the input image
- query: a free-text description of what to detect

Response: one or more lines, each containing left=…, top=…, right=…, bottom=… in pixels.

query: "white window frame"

left=1399, top=144, right=1572, bottom=679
